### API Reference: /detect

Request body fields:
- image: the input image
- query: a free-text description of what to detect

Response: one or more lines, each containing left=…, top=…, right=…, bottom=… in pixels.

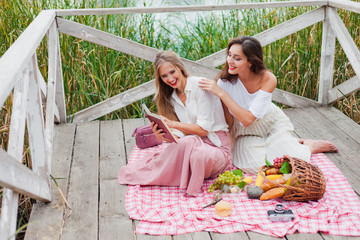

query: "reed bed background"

left=1, top=0, right=360, bottom=238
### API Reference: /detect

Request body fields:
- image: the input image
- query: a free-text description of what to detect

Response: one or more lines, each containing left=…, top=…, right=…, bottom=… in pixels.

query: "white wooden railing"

left=0, top=0, right=359, bottom=239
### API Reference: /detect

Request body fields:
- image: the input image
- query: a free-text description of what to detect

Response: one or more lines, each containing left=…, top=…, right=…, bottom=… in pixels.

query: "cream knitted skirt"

left=231, top=103, right=311, bottom=174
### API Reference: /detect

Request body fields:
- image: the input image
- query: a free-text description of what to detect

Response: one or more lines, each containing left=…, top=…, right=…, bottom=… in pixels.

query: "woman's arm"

left=163, top=119, right=208, bottom=137
left=198, top=72, right=276, bottom=127
left=222, top=101, right=234, bottom=129
left=216, top=89, right=256, bottom=127
left=198, top=78, right=255, bottom=126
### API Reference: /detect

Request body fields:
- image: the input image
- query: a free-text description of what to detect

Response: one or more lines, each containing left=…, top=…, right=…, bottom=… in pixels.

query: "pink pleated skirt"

left=118, top=131, right=231, bottom=196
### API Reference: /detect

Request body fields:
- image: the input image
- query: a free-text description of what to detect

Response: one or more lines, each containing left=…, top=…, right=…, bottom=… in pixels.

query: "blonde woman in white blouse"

left=118, top=50, right=232, bottom=196
left=199, top=36, right=337, bottom=174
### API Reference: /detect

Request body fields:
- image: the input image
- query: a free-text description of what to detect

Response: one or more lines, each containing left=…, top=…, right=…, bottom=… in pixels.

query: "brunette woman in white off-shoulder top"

left=199, top=36, right=337, bottom=174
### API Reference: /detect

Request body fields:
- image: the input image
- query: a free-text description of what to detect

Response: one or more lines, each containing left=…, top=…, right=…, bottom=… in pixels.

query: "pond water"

left=126, top=0, right=246, bottom=35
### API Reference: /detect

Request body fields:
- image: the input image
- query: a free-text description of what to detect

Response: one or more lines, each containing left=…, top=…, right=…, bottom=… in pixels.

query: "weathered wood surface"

left=45, top=21, right=58, bottom=172
left=54, top=23, right=67, bottom=124
left=0, top=149, right=52, bottom=202
left=285, top=107, right=360, bottom=196
left=328, top=7, right=360, bottom=80
left=272, top=88, right=321, bottom=108
left=0, top=64, right=30, bottom=239
left=25, top=123, right=76, bottom=240
left=25, top=107, right=360, bottom=239
left=55, top=1, right=327, bottom=16
left=328, top=75, right=360, bottom=104
left=325, top=6, right=360, bottom=104
left=99, top=119, right=133, bottom=240
left=318, top=6, right=336, bottom=104
left=329, top=0, right=360, bottom=14
left=61, top=121, right=99, bottom=240
left=26, top=56, right=50, bottom=186
left=0, top=10, right=55, bottom=108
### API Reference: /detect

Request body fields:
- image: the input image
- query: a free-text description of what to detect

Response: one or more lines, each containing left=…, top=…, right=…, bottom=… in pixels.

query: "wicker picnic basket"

left=259, top=155, right=326, bottom=202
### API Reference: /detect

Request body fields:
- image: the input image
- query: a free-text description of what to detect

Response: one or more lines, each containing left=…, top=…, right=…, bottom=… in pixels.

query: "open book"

left=142, top=104, right=178, bottom=143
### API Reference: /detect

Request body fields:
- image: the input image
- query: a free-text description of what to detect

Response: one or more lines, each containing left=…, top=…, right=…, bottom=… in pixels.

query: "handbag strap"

left=132, top=102, right=148, bottom=137
left=131, top=127, right=138, bottom=137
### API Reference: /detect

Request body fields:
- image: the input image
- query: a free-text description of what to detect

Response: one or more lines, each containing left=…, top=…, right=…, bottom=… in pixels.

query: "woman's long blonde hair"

left=153, top=50, right=190, bottom=121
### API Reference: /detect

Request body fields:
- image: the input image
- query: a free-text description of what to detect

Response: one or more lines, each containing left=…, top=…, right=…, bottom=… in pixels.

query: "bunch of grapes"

left=207, top=170, right=242, bottom=193
left=273, top=156, right=289, bottom=169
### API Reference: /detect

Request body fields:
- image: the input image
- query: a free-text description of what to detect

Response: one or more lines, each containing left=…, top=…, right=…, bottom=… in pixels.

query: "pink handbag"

left=132, top=125, right=163, bottom=149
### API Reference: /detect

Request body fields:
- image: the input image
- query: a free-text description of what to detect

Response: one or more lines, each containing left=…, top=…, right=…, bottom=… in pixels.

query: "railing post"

left=54, top=17, right=67, bottom=123
left=318, top=6, right=336, bottom=105
left=0, top=66, right=30, bottom=240
left=26, top=55, right=51, bottom=196
left=45, top=20, right=58, bottom=174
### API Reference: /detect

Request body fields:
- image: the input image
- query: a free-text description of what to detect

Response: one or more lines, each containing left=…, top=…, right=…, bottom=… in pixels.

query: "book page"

left=141, top=104, right=178, bottom=143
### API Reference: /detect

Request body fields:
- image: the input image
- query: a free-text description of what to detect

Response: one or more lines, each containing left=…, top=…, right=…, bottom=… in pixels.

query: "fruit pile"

left=270, top=156, right=291, bottom=173
left=207, top=170, right=246, bottom=192
left=246, top=155, right=292, bottom=201
left=272, top=157, right=284, bottom=168
left=207, top=156, right=293, bottom=201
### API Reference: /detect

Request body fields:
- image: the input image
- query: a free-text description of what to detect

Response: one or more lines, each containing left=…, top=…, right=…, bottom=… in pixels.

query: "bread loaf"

left=214, top=200, right=232, bottom=217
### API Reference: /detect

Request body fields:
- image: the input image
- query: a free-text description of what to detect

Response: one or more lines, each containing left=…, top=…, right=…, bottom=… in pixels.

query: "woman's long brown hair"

left=218, top=36, right=266, bottom=83
left=153, top=50, right=190, bottom=121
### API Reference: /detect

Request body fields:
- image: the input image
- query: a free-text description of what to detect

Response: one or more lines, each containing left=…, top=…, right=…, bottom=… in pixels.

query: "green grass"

left=1, top=0, right=360, bottom=238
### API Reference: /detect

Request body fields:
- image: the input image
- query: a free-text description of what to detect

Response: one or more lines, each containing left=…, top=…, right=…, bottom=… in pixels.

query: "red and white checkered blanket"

left=125, top=144, right=360, bottom=237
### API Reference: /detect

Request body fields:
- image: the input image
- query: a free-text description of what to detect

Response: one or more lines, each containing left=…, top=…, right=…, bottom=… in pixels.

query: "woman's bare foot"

left=298, top=139, right=338, bottom=154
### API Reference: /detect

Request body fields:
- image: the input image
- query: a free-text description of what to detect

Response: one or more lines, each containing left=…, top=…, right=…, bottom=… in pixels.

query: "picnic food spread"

left=246, top=186, right=263, bottom=199
left=241, top=155, right=326, bottom=201
left=260, top=155, right=326, bottom=201
left=125, top=145, right=360, bottom=237
left=206, top=155, right=326, bottom=204
left=207, top=170, right=244, bottom=193
left=253, top=156, right=291, bottom=200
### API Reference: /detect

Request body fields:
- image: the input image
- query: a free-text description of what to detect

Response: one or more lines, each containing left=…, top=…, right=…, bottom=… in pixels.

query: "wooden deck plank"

left=287, top=233, right=323, bottom=240
left=247, top=231, right=286, bottom=239
left=286, top=108, right=360, bottom=196
left=121, top=119, right=170, bottom=240
left=211, top=232, right=249, bottom=239
left=134, top=220, right=172, bottom=240
left=24, top=123, right=75, bottom=240
left=99, top=181, right=134, bottom=239
left=316, top=107, right=360, bottom=143
left=281, top=109, right=336, bottom=240
left=122, top=118, right=146, bottom=162
left=321, top=235, right=360, bottom=240
left=99, top=119, right=126, bottom=180
left=99, top=119, right=134, bottom=240
left=25, top=107, right=360, bottom=239
left=276, top=107, right=360, bottom=240
left=284, top=107, right=360, bottom=195
left=287, top=107, right=360, bottom=165
left=99, top=216, right=134, bottom=240
left=310, top=107, right=360, bottom=167
left=173, top=232, right=211, bottom=240
left=62, top=121, right=99, bottom=240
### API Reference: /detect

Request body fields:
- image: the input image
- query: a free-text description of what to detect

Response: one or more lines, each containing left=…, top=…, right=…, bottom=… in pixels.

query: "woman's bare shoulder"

left=261, top=70, right=277, bottom=92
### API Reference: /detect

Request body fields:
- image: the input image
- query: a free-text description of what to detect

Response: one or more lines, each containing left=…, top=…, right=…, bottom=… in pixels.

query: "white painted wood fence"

left=0, top=0, right=359, bottom=239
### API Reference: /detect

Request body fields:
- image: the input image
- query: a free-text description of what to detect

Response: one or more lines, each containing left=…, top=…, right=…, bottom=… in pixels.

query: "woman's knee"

left=177, top=135, right=200, bottom=147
